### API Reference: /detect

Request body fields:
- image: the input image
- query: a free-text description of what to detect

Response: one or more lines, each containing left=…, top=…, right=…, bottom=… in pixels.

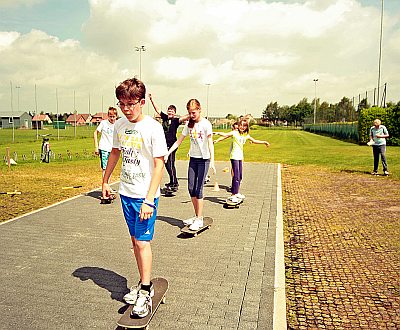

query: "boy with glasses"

left=102, top=78, right=168, bottom=318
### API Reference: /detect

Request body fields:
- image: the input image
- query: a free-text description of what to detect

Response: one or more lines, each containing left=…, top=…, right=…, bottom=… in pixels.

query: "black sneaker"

left=371, top=172, right=378, bottom=176
left=384, top=171, right=389, bottom=176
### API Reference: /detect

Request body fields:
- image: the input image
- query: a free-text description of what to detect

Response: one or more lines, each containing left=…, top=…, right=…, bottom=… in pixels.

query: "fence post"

left=6, top=147, right=11, bottom=169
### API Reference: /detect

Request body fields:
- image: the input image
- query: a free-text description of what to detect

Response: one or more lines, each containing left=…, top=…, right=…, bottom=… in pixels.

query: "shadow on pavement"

left=157, top=215, right=184, bottom=229
left=72, top=266, right=128, bottom=302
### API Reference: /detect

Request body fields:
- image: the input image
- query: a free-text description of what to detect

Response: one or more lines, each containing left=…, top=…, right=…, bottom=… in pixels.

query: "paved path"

left=0, top=161, right=284, bottom=329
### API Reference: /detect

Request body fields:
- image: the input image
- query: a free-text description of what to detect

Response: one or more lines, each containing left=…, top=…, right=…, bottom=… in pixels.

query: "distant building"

left=90, top=112, right=108, bottom=125
left=66, top=113, right=89, bottom=126
left=0, top=112, right=32, bottom=129
left=32, top=114, right=52, bottom=129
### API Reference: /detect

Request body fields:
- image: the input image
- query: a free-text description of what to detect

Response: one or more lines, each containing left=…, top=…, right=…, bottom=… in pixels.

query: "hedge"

left=358, top=104, right=400, bottom=146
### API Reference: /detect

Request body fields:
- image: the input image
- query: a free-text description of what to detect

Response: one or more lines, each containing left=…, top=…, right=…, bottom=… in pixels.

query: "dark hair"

left=116, top=78, right=146, bottom=101
left=168, top=105, right=176, bottom=113
left=108, top=107, right=117, bottom=116
left=186, top=99, right=201, bottom=128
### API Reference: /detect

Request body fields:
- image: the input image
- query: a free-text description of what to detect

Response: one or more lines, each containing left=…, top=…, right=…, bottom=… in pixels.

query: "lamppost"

left=10, top=81, right=15, bottom=143
left=205, top=83, right=211, bottom=119
left=313, top=79, right=318, bottom=124
left=377, top=0, right=384, bottom=106
left=135, top=45, right=146, bottom=80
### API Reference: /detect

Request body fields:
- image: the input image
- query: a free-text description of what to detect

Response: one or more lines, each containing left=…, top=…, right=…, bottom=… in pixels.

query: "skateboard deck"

left=117, top=277, right=169, bottom=329
left=224, top=199, right=243, bottom=209
left=161, top=187, right=175, bottom=197
left=181, top=217, right=213, bottom=237
left=100, top=192, right=116, bottom=204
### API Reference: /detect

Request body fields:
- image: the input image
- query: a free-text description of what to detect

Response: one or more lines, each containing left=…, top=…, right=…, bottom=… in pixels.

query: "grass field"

left=0, top=126, right=398, bottom=222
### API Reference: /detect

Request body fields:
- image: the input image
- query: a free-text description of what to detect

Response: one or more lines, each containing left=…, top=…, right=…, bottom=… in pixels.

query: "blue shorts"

left=99, top=149, right=110, bottom=170
left=120, top=195, right=159, bottom=241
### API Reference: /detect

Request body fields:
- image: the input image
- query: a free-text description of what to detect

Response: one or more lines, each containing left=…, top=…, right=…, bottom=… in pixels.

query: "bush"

left=358, top=105, right=399, bottom=146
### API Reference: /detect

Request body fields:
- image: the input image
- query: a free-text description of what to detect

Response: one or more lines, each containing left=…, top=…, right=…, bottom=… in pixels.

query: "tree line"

left=261, top=97, right=398, bottom=126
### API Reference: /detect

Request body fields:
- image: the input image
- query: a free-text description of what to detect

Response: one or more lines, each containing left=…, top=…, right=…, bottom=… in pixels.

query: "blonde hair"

left=373, top=119, right=381, bottom=126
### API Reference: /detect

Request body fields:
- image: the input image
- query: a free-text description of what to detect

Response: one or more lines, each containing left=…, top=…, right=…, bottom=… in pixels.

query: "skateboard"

left=117, top=277, right=169, bottom=329
left=224, top=199, right=243, bottom=209
left=181, top=217, right=213, bottom=237
left=100, top=192, right=116, bottom=204
left=161, top=187, right=176, bottom=197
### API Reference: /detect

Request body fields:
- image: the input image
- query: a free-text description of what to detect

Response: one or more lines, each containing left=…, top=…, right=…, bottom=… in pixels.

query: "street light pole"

left=205, top=83, right=211, bottom=119
left=377, top=0, right=384, bottom=106
left=313, top=79, right=318, bottom=124
left=10, top=81, right=15, bottom=143
left=135, top=45, right=146, bottom=80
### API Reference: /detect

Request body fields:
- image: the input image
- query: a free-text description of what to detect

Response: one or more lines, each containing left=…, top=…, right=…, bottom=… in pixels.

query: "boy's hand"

left=140, top=203, right=154, bottom=221
left=102, top=183, right=111, bottom=199
left=94, top=148, right=99, bottom=155
left=265, top=142, right=270, bottom=148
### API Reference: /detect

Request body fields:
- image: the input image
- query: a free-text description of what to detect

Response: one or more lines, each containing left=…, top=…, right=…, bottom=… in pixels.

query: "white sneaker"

left=228, top=196, right=241, bottom=204
left=123, top=282, right=154, bottom=305
left=189, top=217, right=203, bottom=231
left=236, top=193, right=245, bottom=200
left=183, top=216, right=197, bottom=226
left=131, top=289, right=152, bottom=318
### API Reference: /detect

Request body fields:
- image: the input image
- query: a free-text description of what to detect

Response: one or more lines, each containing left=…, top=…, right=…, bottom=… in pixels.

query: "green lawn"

left=1, top=126, right=398, bottom=180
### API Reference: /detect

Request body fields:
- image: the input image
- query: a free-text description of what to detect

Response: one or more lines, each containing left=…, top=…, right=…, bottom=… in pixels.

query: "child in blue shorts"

left=94, top=106, right=118, bottom=185
left=102, top=78, right=167, bottom=318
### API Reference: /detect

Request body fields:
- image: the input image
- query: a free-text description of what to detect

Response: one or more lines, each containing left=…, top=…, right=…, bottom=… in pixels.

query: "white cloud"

left=0, top=0, right=399, bottom=117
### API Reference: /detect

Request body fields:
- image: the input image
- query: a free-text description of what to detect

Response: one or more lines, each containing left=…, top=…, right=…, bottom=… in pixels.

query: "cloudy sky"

left=0, top=0, right=399, bottom=118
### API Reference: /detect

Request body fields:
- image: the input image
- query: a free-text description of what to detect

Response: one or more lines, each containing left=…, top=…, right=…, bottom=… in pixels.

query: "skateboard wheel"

left=161, top=296, right=166, bottom=304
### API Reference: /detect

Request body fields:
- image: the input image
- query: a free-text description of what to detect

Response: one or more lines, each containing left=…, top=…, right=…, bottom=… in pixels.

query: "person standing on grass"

left=93, top=107, right=118, bottom=186
left=148, top=93, right=189, bottom=191
left=165, top=99, right=216, bottom=230
left=369, top=118, right=389, bottom=176
left=102, top=78, right=168, bottom=318
left=214, top=118, right=270, bottom=204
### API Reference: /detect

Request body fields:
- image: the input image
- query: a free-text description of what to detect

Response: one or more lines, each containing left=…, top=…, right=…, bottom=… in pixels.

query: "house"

left=0, top=112, right=32, bottom=129
left=32, top=114, right=52, bottom=129
left=91, top=112, right=108, bottom=125
left=81, top=114, right=92, bottom=124
left=66, top=113, right=88, bottom=126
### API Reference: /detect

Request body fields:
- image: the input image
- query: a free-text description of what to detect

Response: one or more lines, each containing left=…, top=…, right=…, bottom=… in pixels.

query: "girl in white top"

left=166, top=99, right=216, bottom=231
left=93, top=107, right=118, bottom=183
left=214, top=118, right=270, bottom=203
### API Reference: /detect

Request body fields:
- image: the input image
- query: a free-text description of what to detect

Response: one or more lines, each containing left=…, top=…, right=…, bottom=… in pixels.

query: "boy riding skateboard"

left=102, top=78, right=168, bottom=318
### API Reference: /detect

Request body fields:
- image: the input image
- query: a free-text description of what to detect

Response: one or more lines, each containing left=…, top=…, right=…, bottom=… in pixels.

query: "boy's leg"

left=132, top=239, right=152, bottom=285
left=170, top=150, right=178, bottom=186
left=165, top=153, right=174, bottom=185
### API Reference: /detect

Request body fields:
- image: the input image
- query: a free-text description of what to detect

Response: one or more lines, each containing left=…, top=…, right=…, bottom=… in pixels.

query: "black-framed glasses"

left=117, top=99, right=141, bottom=109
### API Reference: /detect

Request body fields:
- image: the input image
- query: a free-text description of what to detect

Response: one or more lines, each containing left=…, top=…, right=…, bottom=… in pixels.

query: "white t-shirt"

left=230, top=130, right=250, bottom=160
left=96, top=119, right=115, bottom=152
left=182, top=118, right=213, bottom=159
left=113, top=116, right=168, bottom=198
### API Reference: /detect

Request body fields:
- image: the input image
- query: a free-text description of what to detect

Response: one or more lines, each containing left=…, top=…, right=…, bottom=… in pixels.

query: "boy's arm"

left=148, top=93, right=161, bottom=116
left=93, top=130, right=100, bottom=155
left=140, top=156, right=165, bottom=220
left=102, top=148, right=120, bottom=197
left=178, top=114, right=190, bottom=123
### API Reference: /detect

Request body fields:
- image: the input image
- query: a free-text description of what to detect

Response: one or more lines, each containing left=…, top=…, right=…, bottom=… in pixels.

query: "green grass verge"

left=1, top=127, right=398, bottom=179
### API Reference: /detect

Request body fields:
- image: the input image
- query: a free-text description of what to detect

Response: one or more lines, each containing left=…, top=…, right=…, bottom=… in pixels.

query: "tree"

left=262, top=102, right=278, bottom=121
left=337, top=97, right=354, bottom=122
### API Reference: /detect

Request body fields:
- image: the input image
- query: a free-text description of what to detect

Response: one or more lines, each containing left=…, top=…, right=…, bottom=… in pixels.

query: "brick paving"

left=283, top=165, right=400, bottom=330
left=0, top=161, right=281, bottom=329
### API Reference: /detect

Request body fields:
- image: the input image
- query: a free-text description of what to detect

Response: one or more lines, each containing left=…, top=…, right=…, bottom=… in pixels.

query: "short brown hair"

left=116, top=78, right=146, bottom=101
